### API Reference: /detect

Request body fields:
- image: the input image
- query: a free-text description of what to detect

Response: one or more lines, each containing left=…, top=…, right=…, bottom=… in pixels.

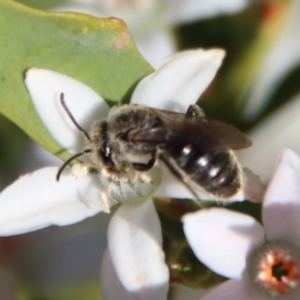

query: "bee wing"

left=197, top=120, right=252, bottom=150
left=128, top=110, right=251, bottom=151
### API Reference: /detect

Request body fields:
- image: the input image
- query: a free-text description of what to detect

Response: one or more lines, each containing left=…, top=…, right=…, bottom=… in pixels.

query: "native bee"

left=57, top=93, right=251, bottom=203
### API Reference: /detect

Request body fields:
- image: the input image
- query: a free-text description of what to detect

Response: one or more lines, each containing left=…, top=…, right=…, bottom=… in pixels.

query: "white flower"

left=183, top=148, right=300, bottom=299
left=53, top=0, right=251, bottom=67
left=242, top=0, right=300, bottom=121
left=238, top=0, right=300, bottom=183
left=238, top=92, right=300, bottom=183
left=55, top=0, right=251, bottom=26
left=0, top=49, right=229, bottom=299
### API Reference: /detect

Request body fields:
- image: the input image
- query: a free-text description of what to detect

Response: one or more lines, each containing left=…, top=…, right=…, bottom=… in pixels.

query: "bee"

left=57, top=93, right=251, bottom=203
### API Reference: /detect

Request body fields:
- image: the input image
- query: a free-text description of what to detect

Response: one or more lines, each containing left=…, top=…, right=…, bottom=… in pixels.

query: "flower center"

left=250, top=241, right=300, bottom=297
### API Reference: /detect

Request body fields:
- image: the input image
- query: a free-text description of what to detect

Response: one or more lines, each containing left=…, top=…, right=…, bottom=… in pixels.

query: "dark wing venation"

left=128, top=110, right=252, bottom=151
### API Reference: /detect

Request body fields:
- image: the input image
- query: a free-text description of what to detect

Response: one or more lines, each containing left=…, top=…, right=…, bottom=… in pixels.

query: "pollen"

left=250, top=241, right=300, bottom=297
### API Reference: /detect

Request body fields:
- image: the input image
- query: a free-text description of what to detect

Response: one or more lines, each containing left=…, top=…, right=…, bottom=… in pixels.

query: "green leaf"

left=0, top=0, right=153, bottom=160
left=16, top=0, right=69, bottom=10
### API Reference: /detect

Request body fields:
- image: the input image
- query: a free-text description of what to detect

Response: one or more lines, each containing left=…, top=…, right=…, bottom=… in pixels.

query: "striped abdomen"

left=168, top=143, right=241, bottom=199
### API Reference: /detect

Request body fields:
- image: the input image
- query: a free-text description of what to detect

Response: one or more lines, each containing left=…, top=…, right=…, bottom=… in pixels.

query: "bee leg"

left=186, top=105, right=206, bottom=120
left=158, top=152, right=208, bottom=208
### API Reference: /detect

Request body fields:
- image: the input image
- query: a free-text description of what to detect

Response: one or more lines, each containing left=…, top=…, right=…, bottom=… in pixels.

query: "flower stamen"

left=250, top=241, right=300, bottom=296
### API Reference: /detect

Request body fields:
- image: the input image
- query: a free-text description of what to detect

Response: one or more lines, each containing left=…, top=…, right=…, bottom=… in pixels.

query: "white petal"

left=135, top=29, right=176, bottom=69
left=242, top=0, right=300, bottom=121
left=238, top=93, right=300, bottom=183
left=25, top=68, right=110, bottom=153
left=108, top=200, right=169, bottom=300
left=263, top=149, right=300, bottom=245
left=182, top=208, right=264, bottom=278
left=241, top=167, right=265, bottom=203
left=131, top=49, right=225, bottom=112
left=167, top=0, right=250, bottom=25
left=201, top=279, right=256, bottom=300
left=0, top=167, right=103, bottom=235
left=154, top=167, right=199, bottom=199
left=100, top=250, right=134, bottom=300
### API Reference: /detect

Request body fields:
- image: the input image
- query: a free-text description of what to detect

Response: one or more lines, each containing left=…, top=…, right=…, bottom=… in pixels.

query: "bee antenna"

left=60, top=93, right=91, bottom=141
left=56, top=149, right=92, bottom=181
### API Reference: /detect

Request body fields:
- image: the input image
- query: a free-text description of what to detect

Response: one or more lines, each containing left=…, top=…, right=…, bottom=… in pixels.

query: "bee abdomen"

left=170, top=144, right=241, bottom=198
left=197, top=151, right=241, bottom=198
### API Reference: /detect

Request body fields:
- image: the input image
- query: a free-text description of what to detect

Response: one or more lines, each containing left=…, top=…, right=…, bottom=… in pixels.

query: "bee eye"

left=99, top=146, right=115, bottom=169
